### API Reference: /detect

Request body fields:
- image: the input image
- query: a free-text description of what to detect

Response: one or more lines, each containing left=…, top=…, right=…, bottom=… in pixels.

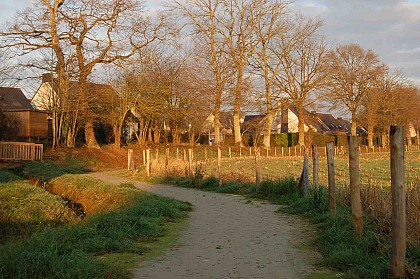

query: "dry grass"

left=47, top=175, right=137, bottom=215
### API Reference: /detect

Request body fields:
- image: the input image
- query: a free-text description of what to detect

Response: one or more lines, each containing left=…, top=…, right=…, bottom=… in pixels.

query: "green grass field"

left=163, top=149, right=420, bottom=188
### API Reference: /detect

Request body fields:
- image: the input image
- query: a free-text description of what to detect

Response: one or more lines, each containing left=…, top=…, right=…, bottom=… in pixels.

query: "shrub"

left=199, top=176, right=218, bottom=190
left=0, top=170, right=22, bottom=183
left=272, top=133, right=288, bottom=147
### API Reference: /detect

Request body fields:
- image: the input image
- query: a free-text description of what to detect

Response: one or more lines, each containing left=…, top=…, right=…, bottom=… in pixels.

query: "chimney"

left=42, top=73, right=53, bottom=83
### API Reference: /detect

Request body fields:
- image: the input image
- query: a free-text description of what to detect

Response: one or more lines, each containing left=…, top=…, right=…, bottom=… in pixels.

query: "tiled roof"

left=0, top=87, right=34, bottom=111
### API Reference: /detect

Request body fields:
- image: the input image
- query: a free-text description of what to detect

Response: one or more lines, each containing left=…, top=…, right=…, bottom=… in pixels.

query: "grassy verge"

left=0, top=174, right=191, bottom=279
left=0, top=180, right=77, bottom=243
left=163, top=175, right=419, bottom=279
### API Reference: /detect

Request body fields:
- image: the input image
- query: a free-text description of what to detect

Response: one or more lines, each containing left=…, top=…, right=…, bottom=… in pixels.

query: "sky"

left=1, top=0, right=420, bottom=86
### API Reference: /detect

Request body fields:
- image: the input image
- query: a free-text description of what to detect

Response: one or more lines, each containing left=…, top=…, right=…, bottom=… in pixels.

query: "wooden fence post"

left=188, top=148, right=193, bottom=177
left=176, top=147, right=179, bottom=161
left=302, top=151, right=310, bottom=196
left=217, top=147, right=222, bottom=186
left=128, top=149, right=134, bottom=170
left=183, top=148, right=186, bottom=161
left=239, top=146, right=242, bottom=157
left=146, top=149, right=151, bottom=177
left=312, top=144, right=319, bottom=188
left=349, top=136, right=363, bottom=236
left=326, top=142, right=337, bottom=214
left=249, top=147, right=252, bottom=156
left=266, top=148, right=269, bottom=158
left=229, top=147, right=232, bottom=158
left=143, top=149, right=146, bottom=165
left=255, top=147, right=260, bottom=187
left=274, top=147, right=277, bottom=157
left=205, top=147, right=208, bottom=162
left=165, top=148, right=169, bottom=177
left=390, top=126, right=406, bottom=278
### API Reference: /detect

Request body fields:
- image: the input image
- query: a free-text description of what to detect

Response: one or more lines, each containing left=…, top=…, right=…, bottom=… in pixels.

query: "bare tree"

left=0, top=0, right=71, bottom=148
left=250, top=0, right=289, bottom=148
left=60, top=0, right=167, bottom=148
left=360, top=66, right=398, bottom=148
left=326, top=44, right=383, bottom=136
left=275, top=15, right=328, bottom=146
left=1, top=0, right=167, bottom=148
left=169, top=0, right=232, bottom=145
left=218, top=0, right=264, bottom=146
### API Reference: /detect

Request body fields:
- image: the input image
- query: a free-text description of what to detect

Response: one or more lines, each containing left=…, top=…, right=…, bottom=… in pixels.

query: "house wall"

left=6, top=111, right=48, bottom=138
left=31, top=83, right=55, bottom=111
left=29, top=111, right=48, bottom=137
left=284, top=109, right=309, bottom=133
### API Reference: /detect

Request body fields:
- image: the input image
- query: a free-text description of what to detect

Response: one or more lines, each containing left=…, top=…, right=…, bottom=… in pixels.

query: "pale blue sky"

left=1, top=0, right=420, bottom=86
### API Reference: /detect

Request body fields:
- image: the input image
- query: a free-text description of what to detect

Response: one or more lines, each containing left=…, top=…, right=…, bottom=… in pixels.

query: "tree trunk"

left=367, top=122, right=374, bottom=148
left=381, top=132, right=389, bottom=147
left=233, top=69, right=243, bottom=146
left=147, top=125, right=153, bottom=143
left=113, top=125, right=121, bottom=147
left=154, top=121, right=160, bottom=144
left=297, top=103, right=305, bottom=146
left=262, top=110, right=275, bottom=148
left=351, top=113, right=357, bottom=136
left=66, top=127, right=75, bottom=148
left=85, top=120, right=100, bottom=149
left=214, top=110, right=221, bottom=145
left=405, top=124, right=412, bottom=147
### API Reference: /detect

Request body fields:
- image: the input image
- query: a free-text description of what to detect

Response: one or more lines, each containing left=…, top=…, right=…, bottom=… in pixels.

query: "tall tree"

left=326, top=44, right=383, bottom=136
left=0, top=0, right=71, bottom=148
left=1, top=0, right=166, bottom=148
left=60, top=0, right=166, bottom=148
left=170, top=0, right=231, bottom=145
left=275, top=15, right=328, bottom=146
left=360, top=66, right=397, bottom=148
left=219, top=0, right=264, bottom=146
left=251, top=0, right=289, bottom=148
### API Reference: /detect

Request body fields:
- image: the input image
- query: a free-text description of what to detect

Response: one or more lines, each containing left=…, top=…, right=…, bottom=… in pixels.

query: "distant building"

left=0, top=87, right=48, bottom=141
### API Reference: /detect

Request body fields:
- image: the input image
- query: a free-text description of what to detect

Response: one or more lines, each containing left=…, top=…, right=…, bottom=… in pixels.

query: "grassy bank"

left=0, top=166, right=191, bottom=279
left=163, top=175, right=419, bottom=279
left=0, top=180, right=77, bottom=243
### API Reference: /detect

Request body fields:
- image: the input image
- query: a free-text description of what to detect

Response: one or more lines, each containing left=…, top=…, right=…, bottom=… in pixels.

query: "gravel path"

left=90, top=173, right=322, bottom=279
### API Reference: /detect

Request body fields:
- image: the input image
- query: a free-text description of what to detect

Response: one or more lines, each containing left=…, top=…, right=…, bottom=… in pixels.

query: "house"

left=31, top=73, right=140, bottom=143
left=277, top=106, right=364, bottom=135
left=0, top=87, right=48, bottom=140
left=202, top=112, right=235, bottom=143
left=242, top=115, right=265, bottom=131
left=32, top=73, right=114, bottom=112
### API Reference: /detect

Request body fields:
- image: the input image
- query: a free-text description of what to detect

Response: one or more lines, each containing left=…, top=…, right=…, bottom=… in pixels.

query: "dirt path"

left=90, top=173, right=322, bottom=279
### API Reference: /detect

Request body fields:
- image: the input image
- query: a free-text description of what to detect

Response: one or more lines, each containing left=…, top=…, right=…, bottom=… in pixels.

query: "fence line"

left=0, top=142, right=43, bottom=161
left=134, top=144, right=419, bottom=164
